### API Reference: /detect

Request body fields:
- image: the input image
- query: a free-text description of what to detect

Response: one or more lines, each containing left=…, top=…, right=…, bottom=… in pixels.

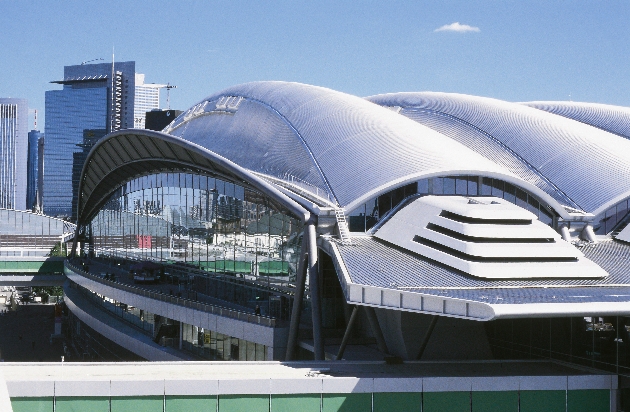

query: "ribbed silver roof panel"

left=388, top=109, right=578, bottom=208
left=335, top=237, right=630, bottom=289
left=168, top=96, right=330, bottom=198
left=524, top=101, right=630, bottom=140
left=164, top=82, right=518, bottom=208
left=367, top=92, right=630, bottom=215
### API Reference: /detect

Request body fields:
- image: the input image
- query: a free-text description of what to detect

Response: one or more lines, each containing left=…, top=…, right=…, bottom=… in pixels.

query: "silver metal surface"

left=524, top=101, right=630, bottom=140
left=76, top=129, right=311, bottom=226
left=367, top=92, right=630, bottom=216
left=164, top=82, right=527, bottom=211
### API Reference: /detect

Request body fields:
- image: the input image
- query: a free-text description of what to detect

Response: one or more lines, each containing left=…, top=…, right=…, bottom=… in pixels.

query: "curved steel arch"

left=76, top=129, right=311, bottom=227
left=342, top=169, right=579, bottom=221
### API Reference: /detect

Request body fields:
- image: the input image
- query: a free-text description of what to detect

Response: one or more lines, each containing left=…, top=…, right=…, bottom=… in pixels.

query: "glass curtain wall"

left=348, top=175, right=556, bottom=233
left=0, top=209, right=66, bottom=256
left=89, top=172, right=301, bottom=283
left=594, top=198, right=630, bottom=235
left=486, top=315, right=630, bottom=379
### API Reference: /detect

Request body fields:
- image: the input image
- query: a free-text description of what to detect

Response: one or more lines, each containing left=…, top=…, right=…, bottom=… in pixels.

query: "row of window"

left=348, top=176, right=555, bottom=233
left=89, top=173, right=302, bottom=283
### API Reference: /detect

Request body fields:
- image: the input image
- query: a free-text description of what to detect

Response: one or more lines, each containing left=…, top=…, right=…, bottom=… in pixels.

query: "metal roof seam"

left=402, top=107, right=582, bottom=212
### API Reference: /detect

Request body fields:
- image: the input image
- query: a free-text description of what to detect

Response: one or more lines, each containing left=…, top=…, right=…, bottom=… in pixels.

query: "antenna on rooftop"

left=81, top=58, right=104, bottom=65
left=165, top=83, right=177, bottom=110
left=34, top=109, right=37, bottom=129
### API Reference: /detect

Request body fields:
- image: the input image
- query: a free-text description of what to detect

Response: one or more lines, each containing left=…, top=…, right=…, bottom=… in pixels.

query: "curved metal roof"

left=76, top=129, right=310, bottom=225
left=366, top=92, right=630, bottom=216
left=163, top=82, right=542, bottom=213
left=523, top=101, right=630, bottom=140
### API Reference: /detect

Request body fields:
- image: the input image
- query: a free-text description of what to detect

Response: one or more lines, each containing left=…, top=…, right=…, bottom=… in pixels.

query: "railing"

left=95, top=251, right=299, bottom=296
left=65, top=260, right=278, bottom=328
left=334, top=209, right=353, bottom=245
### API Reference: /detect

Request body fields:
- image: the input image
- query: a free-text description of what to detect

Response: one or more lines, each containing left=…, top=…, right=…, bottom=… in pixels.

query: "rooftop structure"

left=56, top=82, right=630, bottom=410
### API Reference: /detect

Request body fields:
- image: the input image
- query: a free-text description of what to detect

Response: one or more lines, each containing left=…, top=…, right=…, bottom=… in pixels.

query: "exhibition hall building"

left=7, top=82, right=630, bottom=411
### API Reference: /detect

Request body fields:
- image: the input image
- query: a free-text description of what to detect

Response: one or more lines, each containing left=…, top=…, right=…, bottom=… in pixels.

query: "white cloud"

left=434, top=22, right=480, bottom=33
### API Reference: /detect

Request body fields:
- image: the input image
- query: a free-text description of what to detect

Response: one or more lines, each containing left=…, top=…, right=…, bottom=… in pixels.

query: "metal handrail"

left=64, top=261, right=277, bottom=328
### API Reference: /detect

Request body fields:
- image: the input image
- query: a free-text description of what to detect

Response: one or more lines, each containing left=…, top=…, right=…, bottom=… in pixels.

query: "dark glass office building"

left=26, top=129, right=42, bottom=210
left=43, top=61, right=136, bottom=218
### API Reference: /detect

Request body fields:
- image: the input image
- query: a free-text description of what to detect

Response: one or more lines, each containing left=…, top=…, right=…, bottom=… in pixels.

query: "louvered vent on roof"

left=375, top=196, right=608, bottom=279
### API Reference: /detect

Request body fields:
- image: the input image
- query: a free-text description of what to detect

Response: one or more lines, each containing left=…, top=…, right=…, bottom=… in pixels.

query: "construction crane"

left=81, top=58, right=104, bottom=65
left=165, top=83, right=177, bottom=110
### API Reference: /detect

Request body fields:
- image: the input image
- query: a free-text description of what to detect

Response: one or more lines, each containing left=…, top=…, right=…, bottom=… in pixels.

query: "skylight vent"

left=375, top=196, right=608, bottom=279
left=425, top=223, right=555, bottom=243
left=439, top=210, right=531, bottom=225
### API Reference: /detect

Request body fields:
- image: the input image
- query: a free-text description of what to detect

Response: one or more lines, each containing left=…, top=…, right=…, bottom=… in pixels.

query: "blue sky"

left=2, top=0, right=629, bottom=127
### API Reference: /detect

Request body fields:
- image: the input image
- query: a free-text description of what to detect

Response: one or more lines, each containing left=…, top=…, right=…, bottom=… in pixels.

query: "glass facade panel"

left=111, top=396, right=163, bottom=412
left=519, top=390, right=566, bottom=412
left=373, top=392, right=422, bottom=412
left=0, top=209, right=69, bottom=256
left=219, top=395, right=270, bottom=412
left=348, top=175, right=558, bottom=234
left=271, top=394, right=320, bottom=412
left=55, top=396, right=110, bottom=412
left=467, top=177, right=478, bottom=196
left=88, top=172, right=301, bottom=287
left=322, top=393, right=372, bottom=412
left=423, top=391, right=470, bottom=412
left=455, top=177, right=467, bottom=195
left=486, top=315, right=630, bottom=389
left=165, top=395, right=217, bottom=412
left=472, top=391, right=518, bottom=412
left=11, top=397, right=54, bottom=412
left=594, top=198, right=630, bottom=235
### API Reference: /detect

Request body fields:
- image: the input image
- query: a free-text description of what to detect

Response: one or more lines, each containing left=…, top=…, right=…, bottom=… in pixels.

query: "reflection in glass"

left=89, top=172, right=301, bottom=291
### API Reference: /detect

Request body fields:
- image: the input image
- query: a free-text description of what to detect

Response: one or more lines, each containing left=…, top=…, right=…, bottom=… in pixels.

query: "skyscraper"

left=44, top=61, right=161, bottom=218
left=27, top=129, right=43, bottom=211
left=134, top=74, right=165, bottom=128
left=0, top=98, right=28, bottom=210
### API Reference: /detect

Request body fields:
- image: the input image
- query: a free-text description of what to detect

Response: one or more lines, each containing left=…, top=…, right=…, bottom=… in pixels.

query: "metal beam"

left=336, top=305, right=359, bottom=360
left=416, top=315, right=439, bottom=360
left=364, top=306, right=388, bottom=354
left=308, top=222, right=324, bottom=360
left=285, top=230, right=309, bottom=361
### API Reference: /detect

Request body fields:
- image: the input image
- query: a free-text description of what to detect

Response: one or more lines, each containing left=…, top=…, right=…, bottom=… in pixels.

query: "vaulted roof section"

left=163, top=82, right=537, bottom=213
left=76, top=129, right=309, bottom=225
left=367, top=92, right=630, bottom=216
left=524, top=101, right=630, bottom=140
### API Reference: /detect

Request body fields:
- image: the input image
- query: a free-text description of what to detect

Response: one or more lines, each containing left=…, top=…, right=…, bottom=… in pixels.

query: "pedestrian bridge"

left=0, top=257, right=66, bottom=286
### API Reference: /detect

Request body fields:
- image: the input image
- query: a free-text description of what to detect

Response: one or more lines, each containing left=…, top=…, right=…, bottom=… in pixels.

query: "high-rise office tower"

left=44, top=61, right=161, bottom=218
left=0, top=98, right=28, bottom=210
left=27, top=129, right=43, bottom=211
left=37, top=136, right=44, bottom=213
left=134, top=74, right=165, bottom=128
